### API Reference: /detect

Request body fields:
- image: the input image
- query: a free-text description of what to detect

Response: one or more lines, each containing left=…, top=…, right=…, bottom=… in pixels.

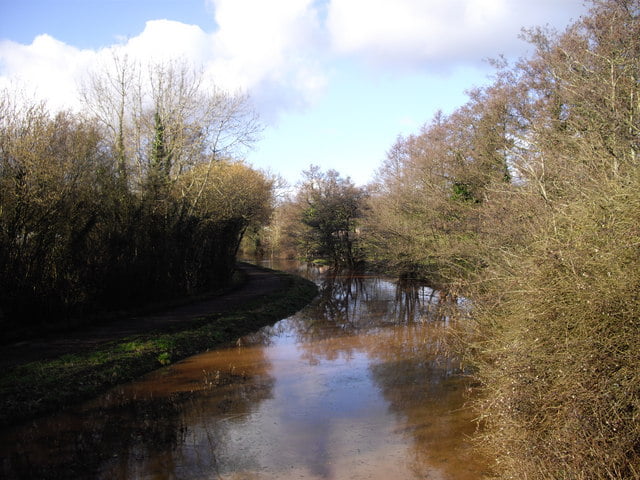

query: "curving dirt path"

left=0, top=263, right=285, bottom=369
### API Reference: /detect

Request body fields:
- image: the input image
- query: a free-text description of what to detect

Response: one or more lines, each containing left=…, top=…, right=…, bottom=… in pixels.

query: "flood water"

left=1, top=260, right=488, bottom=479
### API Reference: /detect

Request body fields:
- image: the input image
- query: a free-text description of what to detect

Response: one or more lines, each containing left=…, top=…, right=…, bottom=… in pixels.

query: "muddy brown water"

left=1, top=260, right=489, bottom=479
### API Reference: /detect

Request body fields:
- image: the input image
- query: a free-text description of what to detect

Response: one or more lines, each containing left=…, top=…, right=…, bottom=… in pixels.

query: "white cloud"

left=206, top=0, right=327, bottom=118
left=0, top=0, right=585, bottom=117
left=124, top=20, right=212, bottom=66
left=0, top=34, right=97, bottom=111
left=209, top=0, right=318, bottom=81
left=326, top=0, right=586, bottom=67
left=0, top=1, right=328, bottom=119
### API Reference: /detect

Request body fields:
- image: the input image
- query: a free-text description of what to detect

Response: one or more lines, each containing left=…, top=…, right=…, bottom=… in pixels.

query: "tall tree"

left=290, top=166, right=366, bottom=268
left=81, top=59, right=263, bottom=191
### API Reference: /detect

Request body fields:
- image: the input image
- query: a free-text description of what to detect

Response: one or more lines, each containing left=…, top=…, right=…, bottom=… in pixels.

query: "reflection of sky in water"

left=175, top=323, right=412, bottom=479
left=150, top=304, right=470, bottom=479
left=259, top=340, right=390, bottom=477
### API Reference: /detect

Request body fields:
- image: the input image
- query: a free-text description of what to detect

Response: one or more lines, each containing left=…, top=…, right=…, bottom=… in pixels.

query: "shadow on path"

left=0, top=263, right=284, bottom=369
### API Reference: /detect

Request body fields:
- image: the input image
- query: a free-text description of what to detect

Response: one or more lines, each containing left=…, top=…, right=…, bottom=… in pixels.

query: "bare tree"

left=80, top=52, right=140, bottom=183
left=81, top=56, right=263, bottom=193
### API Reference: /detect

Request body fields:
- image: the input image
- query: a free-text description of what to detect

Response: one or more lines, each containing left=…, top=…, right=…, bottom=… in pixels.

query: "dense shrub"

left=472, top=178, right=640, bottom=479
left=0, top=94, right=271, bottom=336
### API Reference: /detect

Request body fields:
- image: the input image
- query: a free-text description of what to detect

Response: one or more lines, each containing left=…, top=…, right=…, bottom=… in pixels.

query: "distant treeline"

left=247, top=1, right=640, bottom=478
left=0, top=62, right=272, bottom=334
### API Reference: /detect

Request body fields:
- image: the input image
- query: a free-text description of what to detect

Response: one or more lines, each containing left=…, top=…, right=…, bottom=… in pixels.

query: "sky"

left=0, top=0, right=588, bottom=187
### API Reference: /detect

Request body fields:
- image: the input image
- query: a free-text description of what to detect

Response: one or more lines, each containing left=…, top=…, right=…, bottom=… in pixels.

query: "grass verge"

left=0, top=269, right=318, bottom=428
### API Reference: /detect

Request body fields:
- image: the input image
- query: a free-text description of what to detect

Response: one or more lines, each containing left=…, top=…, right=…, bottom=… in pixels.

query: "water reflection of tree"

left=290, top=271, right=455, bottom=338
left=314, top=272, right=368, bottom=326
left=365, top=322, right=485, bottom=479
left=264, top=258, right=458, bottom=327
left=2, top=392, right=188, bottom=479
left=288, top=269, right=484, bottom=479
left=102, top=347, right=277, bottom=479
left=1, top=345, right=276, bottom=480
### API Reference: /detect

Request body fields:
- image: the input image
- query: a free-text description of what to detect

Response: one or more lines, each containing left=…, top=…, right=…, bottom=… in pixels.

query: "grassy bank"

left=0, top=269, right=318, bottom=427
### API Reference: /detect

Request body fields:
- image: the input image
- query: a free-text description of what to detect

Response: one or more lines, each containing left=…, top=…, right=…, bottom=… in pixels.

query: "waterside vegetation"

left=247, top=1, right=640, bottom=478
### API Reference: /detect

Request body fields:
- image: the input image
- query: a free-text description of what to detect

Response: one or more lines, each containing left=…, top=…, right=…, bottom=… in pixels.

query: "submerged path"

left=0, top=263, right=285, bottom=369
left=1, top=264, right=489, bottom=480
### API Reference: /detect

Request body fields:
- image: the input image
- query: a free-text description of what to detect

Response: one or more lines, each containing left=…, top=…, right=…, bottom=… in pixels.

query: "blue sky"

left=0, top=0, right=588, bottom=186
